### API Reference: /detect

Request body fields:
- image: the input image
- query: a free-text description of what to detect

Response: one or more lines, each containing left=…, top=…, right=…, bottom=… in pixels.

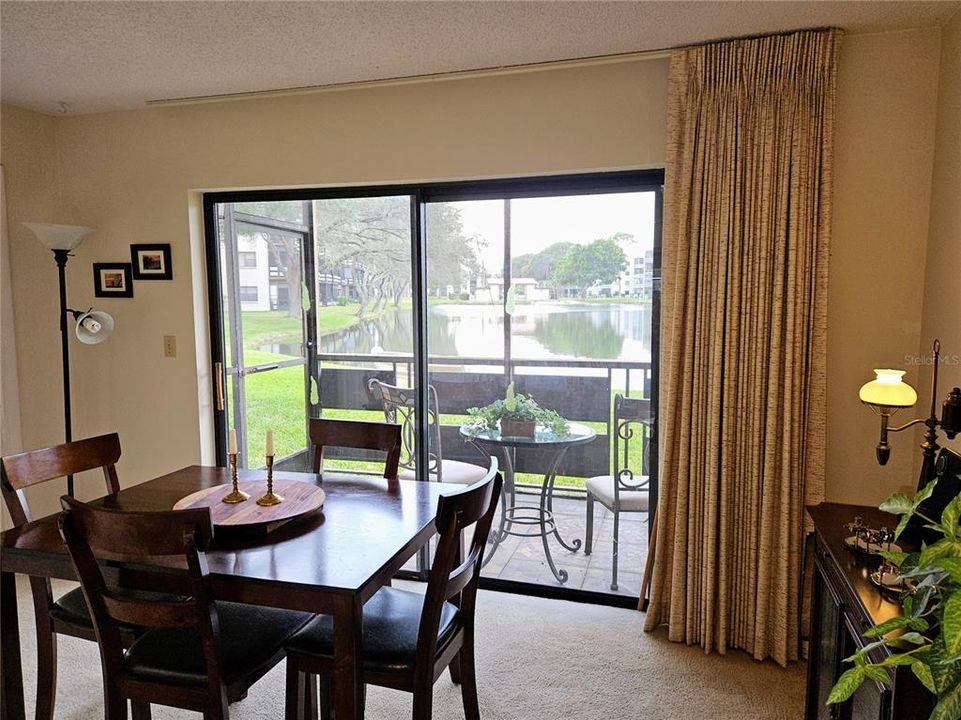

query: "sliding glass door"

left=215, top=200, right=313, bottom=469
left=422, top=190, right=659, bottom=598
left=204, top=171, right=662, bottom=602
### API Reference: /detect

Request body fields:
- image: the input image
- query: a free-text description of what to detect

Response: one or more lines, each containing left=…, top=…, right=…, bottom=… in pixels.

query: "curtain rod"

left=145, top=26, right=840, bottom=109
left=145, top=47, right=674, bottom=108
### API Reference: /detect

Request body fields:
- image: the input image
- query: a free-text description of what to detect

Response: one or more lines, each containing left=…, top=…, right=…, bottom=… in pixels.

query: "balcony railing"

left=314, top=352, right=653, bottom=494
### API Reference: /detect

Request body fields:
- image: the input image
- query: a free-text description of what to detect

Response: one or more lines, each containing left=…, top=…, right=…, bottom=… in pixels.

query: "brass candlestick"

left=222, top=453, right=250, bottom=503
left=256, top=455, right=283, bottom=506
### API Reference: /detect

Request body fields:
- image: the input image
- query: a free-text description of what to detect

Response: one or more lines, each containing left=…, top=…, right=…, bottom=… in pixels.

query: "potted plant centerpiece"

left=466, top=382, right=569, bottom=439
left=828, top=475, right=961, bottom=720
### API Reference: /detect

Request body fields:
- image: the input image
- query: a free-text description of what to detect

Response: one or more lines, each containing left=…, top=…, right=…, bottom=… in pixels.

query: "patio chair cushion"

left=285, top=587, right=460, bottom=674
left=399, top=459, right=489, bottom=485
left=122, top=601, right=311, bottom=695
left=586, top=475, right=650, bottom=512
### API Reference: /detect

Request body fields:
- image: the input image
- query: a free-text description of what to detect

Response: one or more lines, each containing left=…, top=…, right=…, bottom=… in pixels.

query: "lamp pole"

left=53, top=248, right=74, bottom=497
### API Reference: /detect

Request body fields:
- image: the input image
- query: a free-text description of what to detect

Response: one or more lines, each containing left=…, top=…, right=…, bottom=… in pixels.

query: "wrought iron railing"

left=314, top=352, right=653, bottom=496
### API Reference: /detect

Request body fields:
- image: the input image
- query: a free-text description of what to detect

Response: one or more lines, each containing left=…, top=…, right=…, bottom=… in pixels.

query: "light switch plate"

left=163, top=335, right=177, bottom=358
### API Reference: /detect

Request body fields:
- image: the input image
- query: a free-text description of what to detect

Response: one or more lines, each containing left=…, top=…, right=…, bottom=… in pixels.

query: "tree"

left=512, top=242, right=574, bottom=283
left=552, top=236, right=628, bottom=297
left=426, top=204, right=485, bottom=295
left=313, top=196, right=411, bottom=317
left=313, top=198, right=482, bottom=316
left=226, top=198, right=481, bottom=318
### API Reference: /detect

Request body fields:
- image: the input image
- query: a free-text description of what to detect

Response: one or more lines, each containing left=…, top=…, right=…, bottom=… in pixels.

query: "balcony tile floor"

left=482, top=492, right=650, bottom=598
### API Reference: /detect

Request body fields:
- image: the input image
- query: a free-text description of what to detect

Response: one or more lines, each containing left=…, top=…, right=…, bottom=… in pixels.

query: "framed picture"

left=130, top=243, right=172, bottom=280
left=93, top=263, right=134, bottom=298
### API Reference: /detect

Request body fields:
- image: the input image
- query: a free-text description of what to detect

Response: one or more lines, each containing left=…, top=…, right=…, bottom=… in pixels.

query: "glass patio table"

left=459, top=422, right=597, bottom=584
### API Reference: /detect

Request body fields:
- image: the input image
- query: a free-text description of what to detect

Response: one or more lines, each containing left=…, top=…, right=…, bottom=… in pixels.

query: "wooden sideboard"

left=806, top=503, right=933, bottom=720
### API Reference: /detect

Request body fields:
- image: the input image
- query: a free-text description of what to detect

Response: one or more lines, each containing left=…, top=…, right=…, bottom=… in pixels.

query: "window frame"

left=203, top=170, right=663, bottom=602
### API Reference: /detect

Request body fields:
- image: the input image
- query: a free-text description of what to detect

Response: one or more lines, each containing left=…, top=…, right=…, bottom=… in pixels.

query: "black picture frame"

left=130, top=243, right=172, bottom=280
left=93, top=263, right=134, bottom=298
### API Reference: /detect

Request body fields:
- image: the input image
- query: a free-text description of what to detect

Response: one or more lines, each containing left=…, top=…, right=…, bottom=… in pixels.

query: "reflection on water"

left=307, top=303, right=651, bottom=361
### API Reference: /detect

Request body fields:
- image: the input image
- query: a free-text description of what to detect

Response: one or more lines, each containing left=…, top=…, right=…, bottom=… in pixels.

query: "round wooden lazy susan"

left=173, top=479, right=325, bottom=528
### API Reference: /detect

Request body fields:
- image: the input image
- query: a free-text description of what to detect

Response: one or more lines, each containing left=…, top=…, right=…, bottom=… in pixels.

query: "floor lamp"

left=23, top=223, right=115, bottom=496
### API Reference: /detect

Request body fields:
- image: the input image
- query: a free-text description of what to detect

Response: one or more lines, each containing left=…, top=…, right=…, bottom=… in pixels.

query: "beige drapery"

left=643, top=29, right=839, bottom=666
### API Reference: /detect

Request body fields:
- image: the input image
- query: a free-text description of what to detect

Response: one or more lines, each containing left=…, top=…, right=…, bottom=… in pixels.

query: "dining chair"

left=58, top=496, right=312, bottom=720
left=308, top=417, right=402, bottom=482
left=584, top=393, right=652, bottom=591
left=0, top=433, right=129, bottom=720
left=283, top=467, right=503, bottom=720
left=367, top=379, right=490, bottom=485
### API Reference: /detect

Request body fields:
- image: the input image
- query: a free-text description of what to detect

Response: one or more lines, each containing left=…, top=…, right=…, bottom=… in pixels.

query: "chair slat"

left=1, top=433, right=121, bottom=490
left=308, top=418, right=401, bottom=480
left=102, top=594, right=197, bottom=629
left=66, top=502, right=213, bottom=557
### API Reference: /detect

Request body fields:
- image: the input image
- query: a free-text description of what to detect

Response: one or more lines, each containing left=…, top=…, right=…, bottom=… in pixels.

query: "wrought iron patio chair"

left=367, top=379, right=490, bottom=485
left=584, top=393, right=652, bottom=591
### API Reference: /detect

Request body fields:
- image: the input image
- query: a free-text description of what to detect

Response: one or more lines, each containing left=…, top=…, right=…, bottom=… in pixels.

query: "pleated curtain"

left=643, top=29, right=839, bottom=666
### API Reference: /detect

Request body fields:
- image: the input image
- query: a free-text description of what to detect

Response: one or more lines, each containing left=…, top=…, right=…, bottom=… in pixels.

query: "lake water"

left=313, top=302, right=652, bottom=362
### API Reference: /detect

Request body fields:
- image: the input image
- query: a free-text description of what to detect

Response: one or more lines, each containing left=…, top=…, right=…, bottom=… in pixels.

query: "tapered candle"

left=265, top=430, right=274, bottom=457
left=227, top=428, right=238, bottom=455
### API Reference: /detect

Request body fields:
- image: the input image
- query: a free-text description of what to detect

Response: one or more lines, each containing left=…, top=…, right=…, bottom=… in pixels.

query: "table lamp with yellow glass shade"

left=859, top=339, right=961, bottom=490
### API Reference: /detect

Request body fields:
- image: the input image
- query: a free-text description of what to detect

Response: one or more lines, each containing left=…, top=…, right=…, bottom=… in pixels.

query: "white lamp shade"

left=75, top=310, right=114, bottom=345
left=858, top=369, right=918, bottom=408
left=23, top=223, right=94, bottom=251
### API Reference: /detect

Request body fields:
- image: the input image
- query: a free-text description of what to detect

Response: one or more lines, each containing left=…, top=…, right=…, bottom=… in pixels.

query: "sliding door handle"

left=215, top=362, right=225, bottom=411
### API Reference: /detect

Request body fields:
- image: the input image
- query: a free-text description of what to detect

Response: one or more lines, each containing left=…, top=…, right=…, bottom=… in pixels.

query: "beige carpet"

left=11, top=578, right=804, bottom=719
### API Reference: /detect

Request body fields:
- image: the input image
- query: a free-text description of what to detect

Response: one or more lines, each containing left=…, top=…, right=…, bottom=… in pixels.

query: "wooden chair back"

left=417, top=467, right=502, bottom=672
left=57, top=497, right=227, bottom=705
left=1, top=433, right=121, bottom=525
left=308, top=418, right=402, bottom=481
left=0, top=434, right=124, bottom=720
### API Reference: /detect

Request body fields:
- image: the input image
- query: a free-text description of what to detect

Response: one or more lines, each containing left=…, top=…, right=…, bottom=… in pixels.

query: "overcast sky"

left=443, top=191, right=656, bottom=272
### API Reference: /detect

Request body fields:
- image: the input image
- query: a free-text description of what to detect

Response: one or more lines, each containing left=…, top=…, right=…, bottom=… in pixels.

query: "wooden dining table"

left=0, top=465, right=456, bottom=720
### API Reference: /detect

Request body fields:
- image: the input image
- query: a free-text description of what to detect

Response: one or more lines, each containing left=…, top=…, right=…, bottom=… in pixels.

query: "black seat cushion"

left=48, top=587, right=95, bottom=628
left=122, top=601, right=312, bottom=697
left=285, top=587, right=460, bottom=674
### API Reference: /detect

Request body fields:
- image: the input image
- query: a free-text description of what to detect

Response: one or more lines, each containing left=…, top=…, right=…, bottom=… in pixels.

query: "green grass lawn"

left=229, top=305, right=401, bottom=460
left=230, top=308, right=651, bottom=487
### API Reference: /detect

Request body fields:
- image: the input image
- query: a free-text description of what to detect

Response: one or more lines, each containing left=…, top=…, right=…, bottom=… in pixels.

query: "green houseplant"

left=466, top=382, right=569, bottom=438
left=828, top=476, right=961, bottom=720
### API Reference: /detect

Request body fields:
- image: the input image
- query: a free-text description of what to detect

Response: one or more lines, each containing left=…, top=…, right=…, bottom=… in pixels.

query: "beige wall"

left=0, top=104, right=63, bottom=526
left=0, top=25, right=951, bottom=522
left=1, top=59, right=669, bottom=524
left=825, top=28, right=943, bottom=504
left=919, top=11, right=961, bottom=460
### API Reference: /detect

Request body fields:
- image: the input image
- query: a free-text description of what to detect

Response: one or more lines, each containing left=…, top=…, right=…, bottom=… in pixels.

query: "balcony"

left=308, top=352, right=654, bottom=598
